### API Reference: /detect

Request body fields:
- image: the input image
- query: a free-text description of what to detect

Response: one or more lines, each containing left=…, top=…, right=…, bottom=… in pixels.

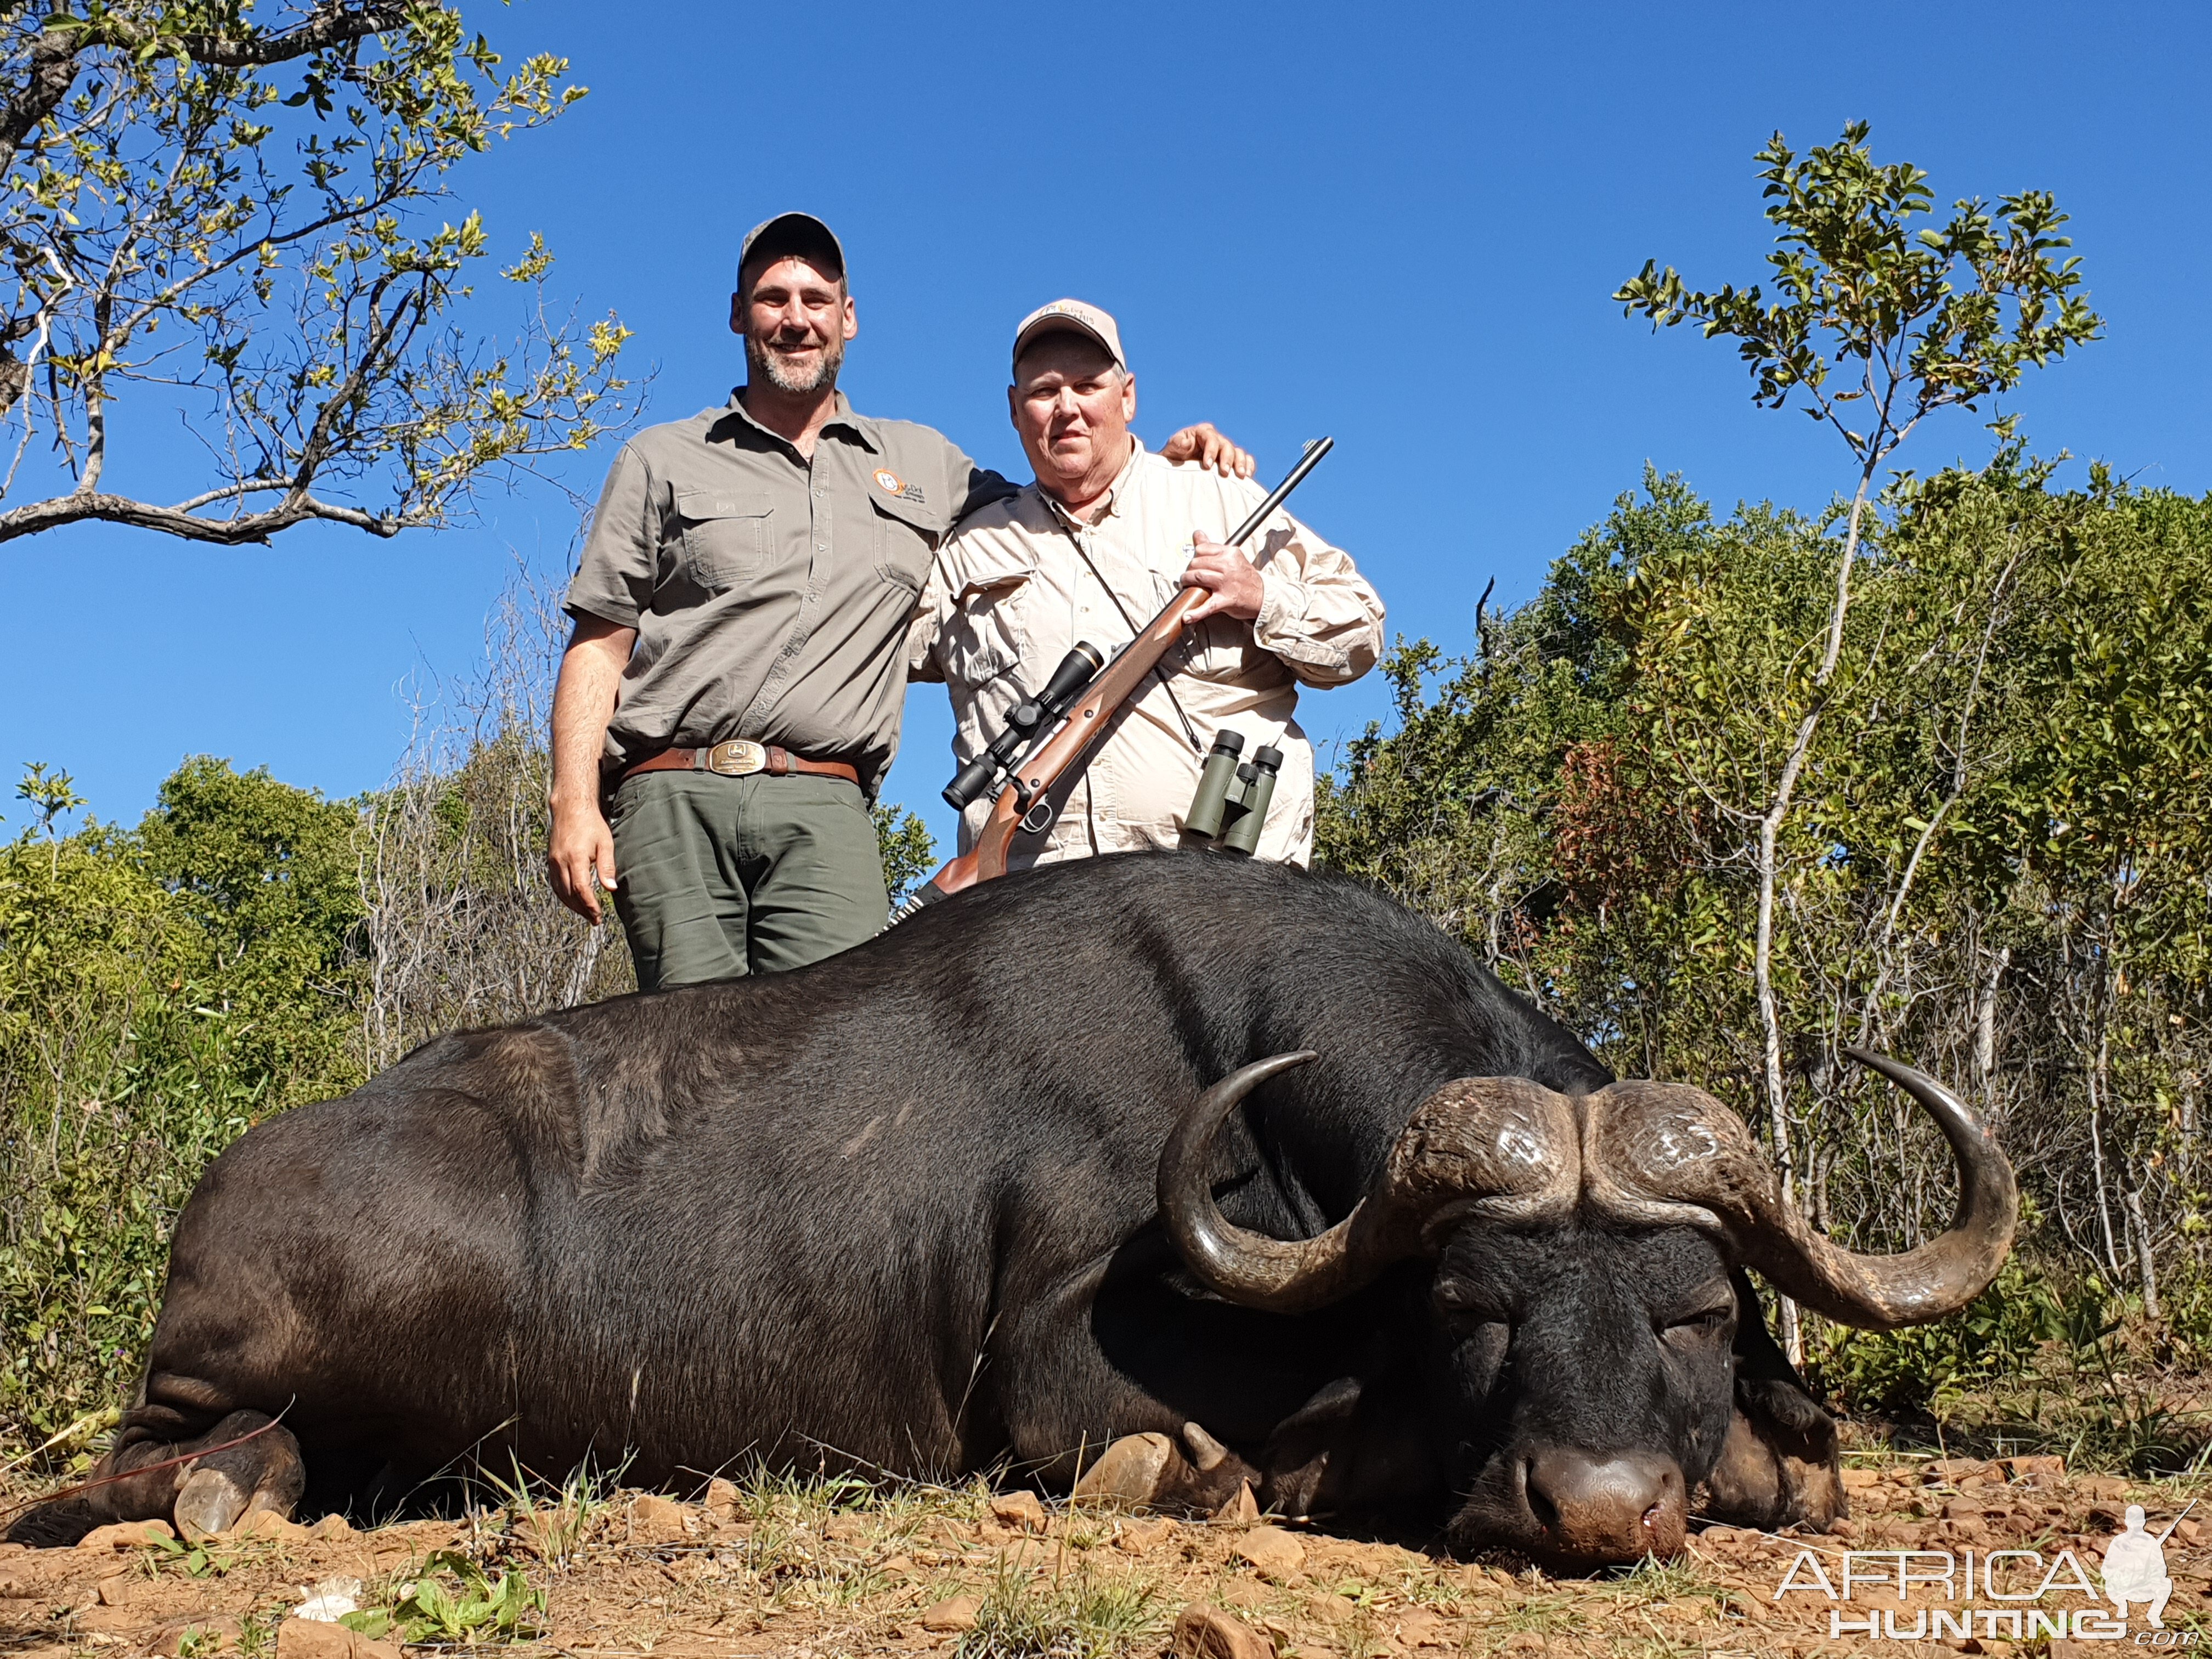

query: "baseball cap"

left=737, top=212, right=846, bottom=285
left=1012, top=298, right=1127, bottom=376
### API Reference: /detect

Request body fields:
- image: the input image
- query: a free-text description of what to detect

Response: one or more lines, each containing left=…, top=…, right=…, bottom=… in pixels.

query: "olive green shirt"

left=565, top=391, right=1015, bottom=793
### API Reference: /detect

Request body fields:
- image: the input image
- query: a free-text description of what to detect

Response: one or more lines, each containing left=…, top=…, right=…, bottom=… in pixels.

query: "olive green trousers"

left=608, top=770, right=888, bottom=990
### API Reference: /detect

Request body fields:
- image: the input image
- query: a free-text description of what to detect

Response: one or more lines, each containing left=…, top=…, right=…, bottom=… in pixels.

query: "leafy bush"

left=1804, top=1261, right=2092, bottom=1420
left=0, top=763, right=363, bottom=1447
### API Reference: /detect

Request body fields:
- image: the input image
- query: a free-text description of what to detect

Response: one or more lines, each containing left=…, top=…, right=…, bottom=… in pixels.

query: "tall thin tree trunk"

left=1971, top=945, right=2010, bottom=1111
left=2089, top=1073, right=2121, bottom=1279
left=2183, top=1073, right=2199, bottom=1184
left=560, top=924, right=607, bottom=1010
left=1753, top=461, right=1879, bottom=1362
left=2125, top=1188, right=2161, bottom=1320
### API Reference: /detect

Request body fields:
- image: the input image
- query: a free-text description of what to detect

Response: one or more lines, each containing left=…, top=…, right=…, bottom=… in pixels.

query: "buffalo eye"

left=1433, top=1277, right=1503, bottom=1322
left=1655, top=1295, right=1734, bottom=1344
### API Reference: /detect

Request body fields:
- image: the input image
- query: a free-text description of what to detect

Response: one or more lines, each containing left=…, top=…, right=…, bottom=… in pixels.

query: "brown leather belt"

left=619, top=741, right=860, bottom=787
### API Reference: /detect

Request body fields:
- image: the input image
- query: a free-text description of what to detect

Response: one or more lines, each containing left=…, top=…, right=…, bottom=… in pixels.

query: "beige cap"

left=1012, top=298, right=1126, bottom=376
left=738, top=212, right=845, bottom=284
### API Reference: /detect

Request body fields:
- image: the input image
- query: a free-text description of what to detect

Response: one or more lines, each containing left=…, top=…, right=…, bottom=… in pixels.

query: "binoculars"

left=1184, top=729, right=1283, bottom=856
left=943, top=644, right=1104, bottom=811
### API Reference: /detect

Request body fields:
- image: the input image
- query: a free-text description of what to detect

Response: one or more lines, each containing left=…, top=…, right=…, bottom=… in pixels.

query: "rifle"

left=891, top=436, right=1334, bottom=920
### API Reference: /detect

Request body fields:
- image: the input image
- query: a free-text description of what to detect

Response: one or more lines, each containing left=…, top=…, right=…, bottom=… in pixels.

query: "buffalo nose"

left=1525, top=1448, right=1688, bottom=1562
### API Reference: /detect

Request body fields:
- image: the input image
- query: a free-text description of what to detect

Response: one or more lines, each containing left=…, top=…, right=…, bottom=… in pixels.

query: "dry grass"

left=5, top=1452, right=2212, bottom=1657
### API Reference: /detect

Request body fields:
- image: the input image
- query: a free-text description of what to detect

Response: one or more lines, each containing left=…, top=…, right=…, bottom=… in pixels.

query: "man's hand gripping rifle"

left=892, top=437, right=1333, bottom=921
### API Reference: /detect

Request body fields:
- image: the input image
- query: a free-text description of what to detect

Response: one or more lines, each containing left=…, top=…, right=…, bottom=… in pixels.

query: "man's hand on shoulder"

left=1181, top=534, right=1266, bottom=622
left=1160, top=424, right=1256, bottom=479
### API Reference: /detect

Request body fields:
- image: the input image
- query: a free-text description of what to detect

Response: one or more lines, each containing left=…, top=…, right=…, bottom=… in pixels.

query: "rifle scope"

left=942, top=643, right=1104, bottom=810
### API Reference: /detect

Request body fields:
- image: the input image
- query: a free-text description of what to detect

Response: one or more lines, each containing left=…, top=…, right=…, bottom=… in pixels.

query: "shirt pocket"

left=871, top=492, right=944, bottom=592
left=674, top=487, right=774, bottom=592
left=943, top=547, right=1037, bottom=689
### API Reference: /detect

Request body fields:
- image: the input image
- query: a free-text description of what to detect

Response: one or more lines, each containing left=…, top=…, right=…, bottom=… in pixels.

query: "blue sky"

left=5, top=0, right=2207, bottom=856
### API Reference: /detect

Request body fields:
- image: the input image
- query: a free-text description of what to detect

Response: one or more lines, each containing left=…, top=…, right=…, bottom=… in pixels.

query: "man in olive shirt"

left=549, top=212, right=1249, bottom=989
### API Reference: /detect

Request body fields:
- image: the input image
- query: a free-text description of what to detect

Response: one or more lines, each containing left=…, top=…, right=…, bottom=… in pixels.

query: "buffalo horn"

left=1156, top=1055, right=1581, bottom=1314
left=1155, top=1052, right=1392, bottom=1314
left=1594, top=1048, right=2018, bottom=1332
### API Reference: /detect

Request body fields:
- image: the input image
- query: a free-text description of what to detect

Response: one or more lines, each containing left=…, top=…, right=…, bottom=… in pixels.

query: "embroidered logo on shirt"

left=874, top=468, right=927, bottom=505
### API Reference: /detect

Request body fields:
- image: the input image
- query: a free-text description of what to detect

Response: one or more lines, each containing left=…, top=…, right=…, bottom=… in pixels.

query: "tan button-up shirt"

left=909, top=441, right=1384, bottom=866
left=566, top=391, right=1015, bottom=792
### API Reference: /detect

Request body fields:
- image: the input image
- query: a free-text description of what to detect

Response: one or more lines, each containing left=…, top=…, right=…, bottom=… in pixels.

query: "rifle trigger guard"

left=1019, top=799, right=1056, bottom=836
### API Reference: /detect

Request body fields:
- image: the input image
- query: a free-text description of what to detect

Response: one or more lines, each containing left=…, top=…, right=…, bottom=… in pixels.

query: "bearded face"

left=734, top=253, right=853, bottom=397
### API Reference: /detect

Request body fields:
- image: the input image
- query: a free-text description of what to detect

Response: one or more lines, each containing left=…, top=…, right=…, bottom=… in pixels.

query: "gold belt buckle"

left=706, top=740, right=768, bottom=776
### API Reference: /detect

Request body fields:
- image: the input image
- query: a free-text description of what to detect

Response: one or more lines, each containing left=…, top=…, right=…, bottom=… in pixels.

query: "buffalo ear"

left=1699, top=1269, right=1846, bottom=1533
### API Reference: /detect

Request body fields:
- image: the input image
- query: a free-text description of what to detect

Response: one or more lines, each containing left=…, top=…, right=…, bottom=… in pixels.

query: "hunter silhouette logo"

left=1771, top=1498, right=2198, bottom=1643
left=2104, top=1502, right=2191, bottom=1629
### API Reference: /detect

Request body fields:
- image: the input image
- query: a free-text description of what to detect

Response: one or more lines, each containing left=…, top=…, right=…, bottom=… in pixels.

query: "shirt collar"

left=1036, top=436, right=1147, bottom=532
left=716, top=387, right=881, bottom=455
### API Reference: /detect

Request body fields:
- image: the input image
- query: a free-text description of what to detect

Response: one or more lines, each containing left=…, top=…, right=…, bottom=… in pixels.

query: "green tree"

left=1319, top=472, right=1824, bottom=1074
left=0, top=758, right=366, bottom=1445
left=873, top=804, right=936, bottom=910
left=1613, top=123, right=2100, bottom=1352
left=1319, top=460, right=2212, bottom=1417
left=0, top=1, right=629, bottom=546
left=138, top=755, right=366, bottom=1100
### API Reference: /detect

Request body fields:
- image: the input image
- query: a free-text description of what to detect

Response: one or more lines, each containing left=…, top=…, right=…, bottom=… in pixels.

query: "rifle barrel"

left=1224, top=436, right=1333, bottom=549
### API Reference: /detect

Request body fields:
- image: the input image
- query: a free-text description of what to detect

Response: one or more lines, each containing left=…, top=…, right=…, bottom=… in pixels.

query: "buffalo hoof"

left=174, top=1469, right=251, bottom=1543
left=1702, top=1386, right=1846, bottom=1533
left=1174, top=1423, right=1263, bottom=1512
left=1071, top=1424, right=1259, bottom=1515
left=174, top=1413, right=307, bottom=1542
left=1074, top=1433, right=1180, bottom=1508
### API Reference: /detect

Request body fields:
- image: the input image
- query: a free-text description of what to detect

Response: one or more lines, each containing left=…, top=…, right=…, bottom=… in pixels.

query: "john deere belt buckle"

left=705, top=740, right=768, bottom=777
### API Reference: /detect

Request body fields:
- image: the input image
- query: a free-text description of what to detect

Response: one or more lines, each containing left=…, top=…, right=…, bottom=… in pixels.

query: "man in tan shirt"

left=910, top=300, right=1383, bottom=866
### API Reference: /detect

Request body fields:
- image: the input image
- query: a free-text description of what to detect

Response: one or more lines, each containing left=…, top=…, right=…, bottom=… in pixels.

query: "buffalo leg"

left=1700, top=1271, right=1844, bottom=1532
left=4, top=1403, right=303, bottom=1548
left=996, top=1255, right=1261, bottom=1502
left=1251, top=1375, right=1363, bottom=1517
left=1002, top=1243, right=1362, bottom=1514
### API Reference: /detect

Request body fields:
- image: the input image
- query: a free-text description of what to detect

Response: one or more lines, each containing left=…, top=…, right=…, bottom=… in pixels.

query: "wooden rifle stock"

left=895, top=437, right=1333, bottom=917
left=921, top=583, right=1208, bottom=901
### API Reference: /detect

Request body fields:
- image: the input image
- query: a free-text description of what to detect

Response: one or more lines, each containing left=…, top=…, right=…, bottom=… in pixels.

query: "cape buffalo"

left=9, top=854, right=2015, bottom=1566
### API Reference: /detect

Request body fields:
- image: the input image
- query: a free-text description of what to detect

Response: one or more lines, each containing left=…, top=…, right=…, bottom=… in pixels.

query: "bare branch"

left=176, top=2, right=408, bottom=68
left=0, top=3, right=629, bottom=548
left=0, top=484, right=416, bottom=543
